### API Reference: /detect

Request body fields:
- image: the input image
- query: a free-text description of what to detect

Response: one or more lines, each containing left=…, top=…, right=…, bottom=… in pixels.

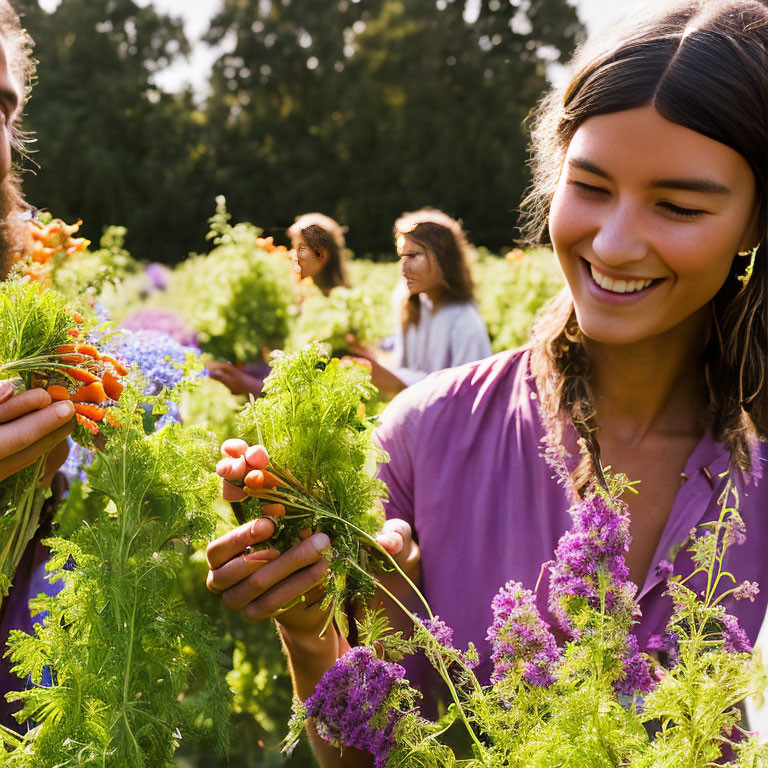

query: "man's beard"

left=0, top=170, right=29, bottom=280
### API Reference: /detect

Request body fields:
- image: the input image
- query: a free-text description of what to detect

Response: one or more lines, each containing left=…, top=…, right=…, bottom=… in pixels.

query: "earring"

left=737, top=243, right=761, bottom=257
left=737, top=243, right=760, bottom=287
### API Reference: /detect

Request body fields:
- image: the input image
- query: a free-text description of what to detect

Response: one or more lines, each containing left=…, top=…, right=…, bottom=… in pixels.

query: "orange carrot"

left=61, top=354, right=86, bottom=365
left=66, top=329, right=82, bottom=339
left=74, top=403, right=106, bottom=421
left=65, top=367, right=100, bottom=385
left=73, top=382, right=107, bottom=403
left=75, top=344, right=99, bottom=359
left=100, top=355, right=129, bottom=376
left=102, top=371, right=123, bottom=401
left=71, top=311, right=84, bottom=324
left=55, top=345, right=77, bottom=354
left=46, top=385, right=72, bottom=401
left=76, top=413, right=100, bottom=435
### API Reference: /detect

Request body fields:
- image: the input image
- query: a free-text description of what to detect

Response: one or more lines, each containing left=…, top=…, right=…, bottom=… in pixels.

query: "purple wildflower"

left=154, top=400, right=182, bottom=431
left=108, top=330, right=201, bottom=394
left=723, top=513, right=747, bottom=548
left=121, top=309, right=198, bottom=348
left=303, top=646, right=409, bottom=768
left=655, top=560, right=674, bottom=580
left=418, top=615, right=478, bottom=669
left=144, top=262, right=171, bottom=292
left=733, top=581, right=760, bottom=602
left=614, top=634, right=655, bottom=696
left=60, top=437, right=94, bottom=485
left=548, top=494, right=638, bottom=636
left=720, top=614, right=751, bottom=654
left=646, top=631, right=680, bottom=664
left=487, top=580, right=562, bottom=687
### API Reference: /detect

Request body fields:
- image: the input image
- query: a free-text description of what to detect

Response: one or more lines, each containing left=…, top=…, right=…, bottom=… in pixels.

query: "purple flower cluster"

left=303, top=646, right=408, bottom=768
left=108, top=330, right=201, bottom=394
left=144, top=262, right=171, bottom=293
left=548, top=494, right=637, bottom=637
left=121, top=309, right=198, bottom=348
left=154, top=400, right=182, bottom=431
left=614, top=634, right=655, bottom=696
left=720, top=614, right=751, bottom=654
left=418, top=615, right=478, bottom=669
left=733, top=580, right=760, bottom=602
left=486, top=581, right=562, bottom=687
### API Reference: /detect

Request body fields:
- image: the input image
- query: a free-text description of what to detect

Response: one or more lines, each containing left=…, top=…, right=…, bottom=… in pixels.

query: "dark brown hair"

left=521, top=0, right=768, bottom=488
left=287, top=212, right=349, bottom=293
left=394, top=209, right=476, bottom=329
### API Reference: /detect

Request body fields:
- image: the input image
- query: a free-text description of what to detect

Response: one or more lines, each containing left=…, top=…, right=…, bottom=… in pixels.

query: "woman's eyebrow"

left=568, top=157, right=731, bottom=195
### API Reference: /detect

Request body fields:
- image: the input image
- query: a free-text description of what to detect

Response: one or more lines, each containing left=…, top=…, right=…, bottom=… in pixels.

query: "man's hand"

left=0, top=381, right=75, bottom=483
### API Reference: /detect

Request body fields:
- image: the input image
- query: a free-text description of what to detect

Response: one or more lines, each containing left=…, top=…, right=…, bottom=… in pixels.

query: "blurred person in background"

left=348, top=209, right=492, bottom=394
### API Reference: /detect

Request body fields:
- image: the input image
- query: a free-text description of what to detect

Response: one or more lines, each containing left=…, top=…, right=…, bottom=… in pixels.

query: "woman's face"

left=291, top=235, right=327, bottom=281
left=549, top=105, right=758, bottom=347
left=397, top=234, right=443, bottom=296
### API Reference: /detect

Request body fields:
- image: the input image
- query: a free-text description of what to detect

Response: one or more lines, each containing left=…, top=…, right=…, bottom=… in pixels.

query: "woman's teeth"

left=589, top=263, right=654, bottom=294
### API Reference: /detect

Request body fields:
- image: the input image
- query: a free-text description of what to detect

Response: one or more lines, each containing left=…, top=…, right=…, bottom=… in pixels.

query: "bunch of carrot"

left=43, top=314, right=128, bottom=434
left=11, top=216, right=91, bottom=284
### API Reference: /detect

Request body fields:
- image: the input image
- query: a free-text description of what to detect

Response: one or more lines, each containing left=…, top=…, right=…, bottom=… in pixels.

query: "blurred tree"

left=15, top=0, right=213, bottom=262
left=204, top=0, right=584, bottom=256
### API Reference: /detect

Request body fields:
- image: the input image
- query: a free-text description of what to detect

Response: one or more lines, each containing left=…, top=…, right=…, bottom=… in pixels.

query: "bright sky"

left=37, top=0, right=644, bottom=93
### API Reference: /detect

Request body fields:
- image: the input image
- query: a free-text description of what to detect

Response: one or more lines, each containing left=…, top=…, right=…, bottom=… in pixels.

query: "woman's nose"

left=591, top=205, right=648, bottom=266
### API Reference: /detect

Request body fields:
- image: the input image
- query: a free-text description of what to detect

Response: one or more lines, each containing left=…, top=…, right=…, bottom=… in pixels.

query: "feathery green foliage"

left=0, top=383, right=233, bottom=766
left=235, top=343, right=387, bottom=632
left=0, top=280, right=77, bottom=598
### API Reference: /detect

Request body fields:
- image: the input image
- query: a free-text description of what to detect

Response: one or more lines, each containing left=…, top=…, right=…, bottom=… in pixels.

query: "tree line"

left=15, top=0, right=583, bottom=262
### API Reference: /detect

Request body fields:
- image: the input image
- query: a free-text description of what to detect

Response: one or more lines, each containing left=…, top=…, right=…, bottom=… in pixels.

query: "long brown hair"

left=521, top=0, right=768, bottom=489
left=394, top=209, right=476, bottom=330
left=287, top=212, right=349, bottom=293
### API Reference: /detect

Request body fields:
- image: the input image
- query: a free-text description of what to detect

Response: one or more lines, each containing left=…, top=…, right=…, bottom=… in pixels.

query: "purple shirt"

left=374, top=348, right=768, bottom=689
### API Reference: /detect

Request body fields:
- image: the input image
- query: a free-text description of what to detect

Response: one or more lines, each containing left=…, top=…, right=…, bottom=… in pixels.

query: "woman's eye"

left=570, top=180, right=608, bottom=195
left=658, top=202, right=706, bottom=219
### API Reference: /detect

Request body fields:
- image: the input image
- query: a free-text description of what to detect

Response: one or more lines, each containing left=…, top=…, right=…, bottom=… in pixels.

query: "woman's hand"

left=207, top=360, right=264, bottom=396
left=0, top=381, right=75, bottom=484
left=207, top=439, right=333, bottom=641
left=342, top=347, right=406, bottom=395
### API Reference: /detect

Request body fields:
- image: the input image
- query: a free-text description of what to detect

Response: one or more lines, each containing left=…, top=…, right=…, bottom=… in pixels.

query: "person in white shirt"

left=350, top=209, right=491, bottom=394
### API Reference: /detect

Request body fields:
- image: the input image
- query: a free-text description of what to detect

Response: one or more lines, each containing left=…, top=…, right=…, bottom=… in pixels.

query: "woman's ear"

left=317, top=247, right=329, bottom=265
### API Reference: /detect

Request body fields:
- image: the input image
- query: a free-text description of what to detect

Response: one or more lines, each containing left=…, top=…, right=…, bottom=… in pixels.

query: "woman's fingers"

left=0, top=388, right=51, bottom=425
left=221, top=532, right=330, bottom=612
left=375, top=517, right=413, bottom=557
left=222, top=479, right=247, bottom=502
left=0, top=419, right=75, bottom=483
left=206, top=545, right=281, bottom=593
left=220, top=438, right=248, bottom=458
left=245, top=560, right=330, bottom=622
left=206, top=516, right=282, bottom=570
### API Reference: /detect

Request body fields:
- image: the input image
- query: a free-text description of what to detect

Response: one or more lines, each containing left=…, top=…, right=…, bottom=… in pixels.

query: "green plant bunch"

left=0, top=380, right=233, bottom=767
left=0, top=280, right=80, bottom=598
left=156, top=197, right=297, bottom=365
left=233, top=343, right=388, bottom=635
left=52, top=225, right=140, bottom=305
left=475, top=248, right=565, bottom=354
left=286, top=474, right=768, bottom=768
left=289, top=285, right=382, bottom=354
